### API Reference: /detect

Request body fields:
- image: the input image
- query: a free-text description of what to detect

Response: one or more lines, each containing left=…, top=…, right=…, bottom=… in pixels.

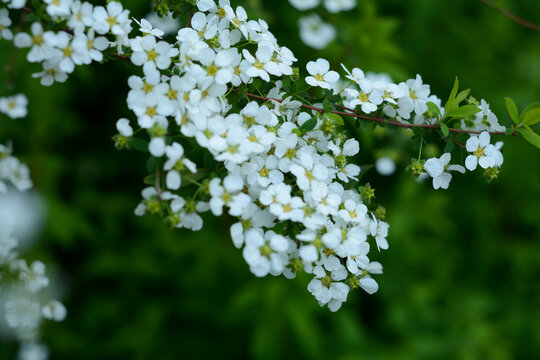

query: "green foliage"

left=1, top=0, right=540, bottom=359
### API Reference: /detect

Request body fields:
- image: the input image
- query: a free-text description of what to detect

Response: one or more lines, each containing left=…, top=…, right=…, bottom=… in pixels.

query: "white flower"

left=344, top=79, right=383, bottom=114
left=145, top=11, right=179, bottom=36
left=299, top=14, right=336, bottom=50
left=324, top=0, right=356, bottom=13
left=242, top=45, right=274, bottom=82
left=0, top=94, right=28, bottom=119
left=465, top=131, right=503, bottom=171
left=32, top=60, right=69, bottom=86
left=130, top=35, right=179, bottom=69
left=92, top=1, right=130, bottom=36
left=375, top=156, right=396, bottom=176
left=17, top=343, right=49, bottom=360
left=19, top=260, right=50, bottom=293
left=5, top=297, right=41, bottom=329
left=289, top=0, right=320, bottom=11
left=242, top=229, right=290, bottom=277
left=116, top=118, right=133, bottom=137
left=134, top=18, right=165, bottom=38
left=42, top=300, right=67, bottom=321
left=163, top=142, right=197, bottom=190
left=305, top=58, right=339, bottom=89
left=43, top=0, right=72, bottom=17
left=424, top=153, right=465, bottom=189
left=67, top=1, right=94, bottom=33
left=0, top=9, right=13, bottom=40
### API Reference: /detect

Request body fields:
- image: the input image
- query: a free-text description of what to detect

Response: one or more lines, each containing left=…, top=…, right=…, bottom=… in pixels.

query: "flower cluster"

left=1, top=94, right=32, bottom=193
left=0, top=223, right=66, bottom=360
left=11, top=0, right=132, bottom=85
left=117, top=0, right=387, bottom=312
left=0, top=94, right=65, bottom=359
left=333, top=67, right=505, bottom=189
left=2, top=0, right=510, bottom=315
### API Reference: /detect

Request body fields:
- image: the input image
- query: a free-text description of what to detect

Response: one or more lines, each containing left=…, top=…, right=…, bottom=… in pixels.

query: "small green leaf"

left=426, top=101, right=441, bottom=117
left=440, top=123, right=450, bottom=137
left=143, top=173, right=156, bottom=185
left=325, top=112, right=344, bottom=125
left=129, top=137, right=149, bottom=152
left=300, top=117, right=317, bottom=132
left=445, top=77, right=459, bottom=112
left=519, top=102, right=540, bottom=123
left=359, top=118, right=368, bottom=131
left=522, top=107, right=540, bottom=127
left=444, top=140, right=455, bottom=153
left=518, top=128, right=540, bottom=148
left=504, top=97, right=519, bottom=124
left=446, top=104, right=481, bottom=118
left=454, top=89, right=471, bottom=106
left=505, top=128, right=514, bottom=136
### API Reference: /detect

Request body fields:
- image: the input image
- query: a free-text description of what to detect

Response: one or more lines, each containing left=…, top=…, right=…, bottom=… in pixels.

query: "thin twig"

left=232, top=89, right=510, bottom=136
left=478, top=0, right=540, bottom=32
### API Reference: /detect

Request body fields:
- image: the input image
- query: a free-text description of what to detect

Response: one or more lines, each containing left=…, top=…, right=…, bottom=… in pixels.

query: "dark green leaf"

left=300, top=117, right=317, bottom=132
left=440, top=123, right=450, bottom=137
left=444, top=140, right=455, bottom=153
left=129, top=137, right=149, bottom=153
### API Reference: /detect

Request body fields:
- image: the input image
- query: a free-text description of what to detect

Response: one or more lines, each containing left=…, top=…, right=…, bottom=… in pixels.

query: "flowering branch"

left=235, top=89, right=510, bottom=136
left=478, top=0, right=540, bottom=32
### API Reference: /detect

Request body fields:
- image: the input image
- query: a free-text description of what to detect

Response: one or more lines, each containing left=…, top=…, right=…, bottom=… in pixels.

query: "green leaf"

left=444, top=77, right=459, bottom=112
left=454, top=89, right=471, bottom=105
left=504, top=97, right=519, bottom=124
left=143, top=173, right=156, bottom=185
left=446, top=104, right=481, bottom=118
left=426, top=101, right=441, bottom=117
left=522, top=107, right=540, bottom=127
left=129, top=137, right=149, bottom=153
left=440, top=123, right=450, bottom=137
left=505, top=128, right=515, bottom=136
left=444, top=140, right=455, bottom=153
left=519, top=102, right=540, bottom=123
left=300, top=117, right=317, bottom=132
left=325, top=112, right=344, bottom=125
left=518, top=128, right=540, bottom=148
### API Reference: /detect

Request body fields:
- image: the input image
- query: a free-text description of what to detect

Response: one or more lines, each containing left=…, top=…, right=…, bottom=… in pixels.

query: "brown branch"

left=478, top=0, right=540, bottom=32
left=233, top=89, right=510, bottom=136
left=185, top=12, right=195, bottom=28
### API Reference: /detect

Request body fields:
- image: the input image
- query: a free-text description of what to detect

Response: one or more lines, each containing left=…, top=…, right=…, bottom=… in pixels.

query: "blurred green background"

left=1, top=0, right=540, bottom=359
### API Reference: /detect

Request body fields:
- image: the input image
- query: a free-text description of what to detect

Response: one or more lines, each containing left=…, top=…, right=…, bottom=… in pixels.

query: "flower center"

left=63, top=46, right=73, bottom=57
left=314, top=74, right=325, bottom=82
left=259, top=167, right=269, bottom=177
left=207, top=64, right=218, bottom=76
left=321, top=275, right=332, bottom=288
left=285, top=149, right=296, bottom=159
left=167, top=89, right=178, bottom=100
left=474, top=147, right=484, bottom=158
left=145, top=106, right=157, bottom=117
left=254, top=60, right=264, bottom=70
left=32, top=35, right=43, bottom=45
left=358, top=93, right=369, bottom=103
left=107, top=16, right=117, bottom=27
left=147, top=49, right=158, bottom=61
